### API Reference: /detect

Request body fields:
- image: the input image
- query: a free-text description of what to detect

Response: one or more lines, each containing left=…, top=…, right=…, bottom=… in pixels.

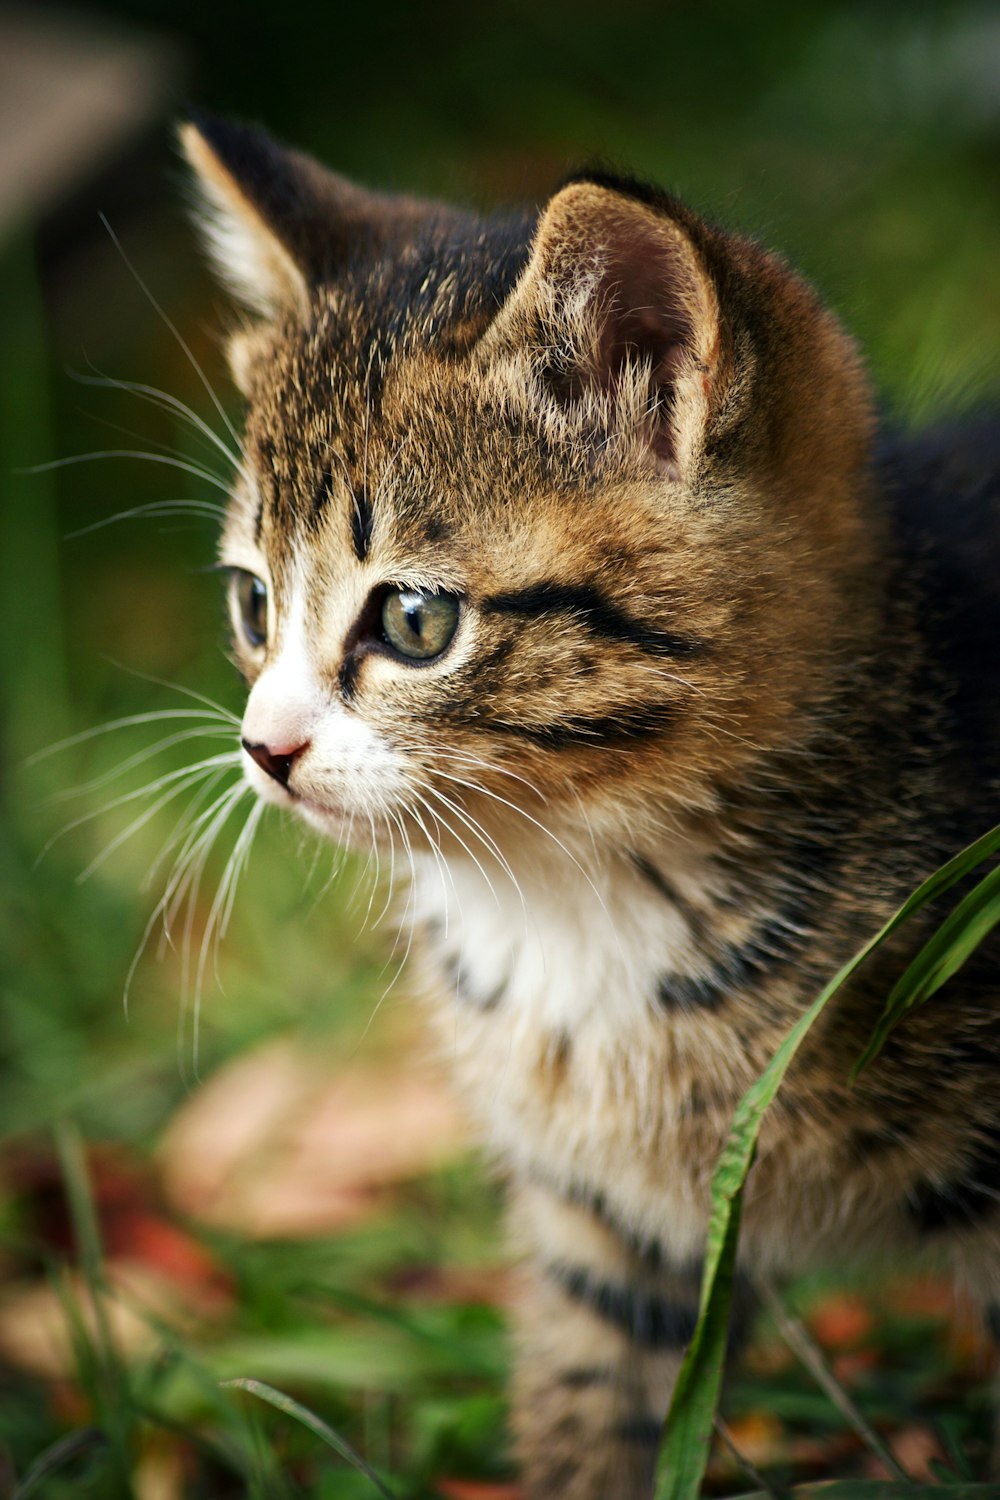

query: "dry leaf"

left=720, top=1410, right=786, bottom=1467
left=806, top=1291, right=874, bottom=1349
left=435, top=1482, right=523, bottom=1500
left=159, top=1036, right=465, bottom=1237
left=0, top=1258, right=226, bottom=1380
left=863, top=1425, right=944, bottom=1482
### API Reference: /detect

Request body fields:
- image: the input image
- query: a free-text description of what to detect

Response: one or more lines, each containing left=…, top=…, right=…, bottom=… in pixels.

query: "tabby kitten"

left=180, top=112, right=1000, bottom=1499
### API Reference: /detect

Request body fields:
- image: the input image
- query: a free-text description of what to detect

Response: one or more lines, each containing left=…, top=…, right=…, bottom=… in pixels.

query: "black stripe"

left=447, top=953, right=506, bottom=1010
left=557, top=1365, right=617, bottom=1390
left=339, top=655, right=359, bottom=702
left=909, top=1124, right=1000, bottom=1233
left=556, top=1178, right=676, bottom=1272
left=656, top=909, right=813, bottom=1013
left=613, top=1417, right=663, bottom=1447
left=350, top=485, right=374, bottom=561
left=424, top=923, right=507, bottom=1010
left=312, top=468, right=336, bottom=524
left=484, top=703, right=673, bottom=749
left=482, top=580, right=704, bottom=659
left=631, top=853, right=709, bottom=944
left=548, top=1263, right=698, bottom=1350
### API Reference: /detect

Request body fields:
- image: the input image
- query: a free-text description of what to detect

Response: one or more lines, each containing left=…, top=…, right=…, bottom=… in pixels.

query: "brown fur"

left=182, top=113, right=1000, bottom=1498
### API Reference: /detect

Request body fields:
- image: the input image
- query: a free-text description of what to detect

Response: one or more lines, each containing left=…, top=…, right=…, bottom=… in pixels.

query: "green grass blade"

left=222, top=1378, right=398, bottom=1500
left=655, top=820, right=1000, bottom=1500
left=11, top=1428, right=107, bottom=1499
left=855, top=859, right=1000, bottom=1074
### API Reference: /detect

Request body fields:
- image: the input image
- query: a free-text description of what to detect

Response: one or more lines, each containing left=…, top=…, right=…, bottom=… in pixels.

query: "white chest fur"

left=410, top=846, right=730, bottom=1261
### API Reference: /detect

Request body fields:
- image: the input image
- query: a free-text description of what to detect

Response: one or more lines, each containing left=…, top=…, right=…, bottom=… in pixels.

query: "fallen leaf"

left=863, top=1424, right=944, bottom=1482
left=830, top=1347, right=880, bottom=1383
left=435, top=1482, right=523, bottom=1500
left=806, top=1291, right=874, bottom=1349
left=0, top=1258, right=226, bottom=1380
left=719, top=1410, right=786, bottom=1467
left=159, top=1036, right=465, bottom=1237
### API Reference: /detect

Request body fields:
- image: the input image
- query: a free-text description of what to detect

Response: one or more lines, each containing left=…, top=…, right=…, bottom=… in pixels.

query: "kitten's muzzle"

left=241, top=736, right=309, bottom=790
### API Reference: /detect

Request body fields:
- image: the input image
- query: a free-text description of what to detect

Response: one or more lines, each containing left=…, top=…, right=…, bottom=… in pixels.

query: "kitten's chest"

left=411, top=852, right=744, bottom=1258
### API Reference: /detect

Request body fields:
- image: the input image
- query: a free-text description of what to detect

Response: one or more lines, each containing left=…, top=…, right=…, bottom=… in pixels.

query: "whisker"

left=27, top=707, right=237, bottom=765
left=53, top=725, right=236, bottom=801
left=75, top=755, right=242, bottom=880
left=97, top=213, right=244, bottom=454
left=405, top=798, right=459, bottom=932
left=193, top=788, right=258, bottom=1066
left=37, top=751, right=241, bottom=866
left=142, top=767, right=237, bottom=892
left=20, top=449, right=234, bottom=495
left=68, top=361, right=249, bottom=482
left=99, top=663, right=241, bottom=724
left=66, top=406, right=231, bottom=491
left=67, top=500, right=226, bottom=539
left=122, top=776, right=244, bottom=1022
left=419, top=779, right=526, bottom=918
left=425, top=767, right=623, bottom=960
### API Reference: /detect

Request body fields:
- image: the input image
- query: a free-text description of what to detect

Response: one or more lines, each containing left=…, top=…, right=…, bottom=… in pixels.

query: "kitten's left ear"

left=489, top=178, right=721, bottom=479
left=179, top=111, right=429, bottom=319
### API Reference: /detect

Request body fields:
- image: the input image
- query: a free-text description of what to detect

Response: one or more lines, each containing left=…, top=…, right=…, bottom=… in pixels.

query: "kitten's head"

left=182, top=114, right=876, bottom=861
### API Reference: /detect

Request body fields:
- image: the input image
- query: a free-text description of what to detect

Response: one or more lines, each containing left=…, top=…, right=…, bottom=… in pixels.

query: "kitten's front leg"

left=509, top=1181, right=706, bottom=1500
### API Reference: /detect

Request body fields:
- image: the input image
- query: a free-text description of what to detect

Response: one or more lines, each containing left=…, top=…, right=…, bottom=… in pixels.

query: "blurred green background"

left=1, top=1, right=999, bottom=1494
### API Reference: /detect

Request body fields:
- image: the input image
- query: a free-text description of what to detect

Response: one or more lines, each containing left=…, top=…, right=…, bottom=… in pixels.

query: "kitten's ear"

left=496, top=179, right=720, bottom=478
left=179, top=111, right=426, bottom=319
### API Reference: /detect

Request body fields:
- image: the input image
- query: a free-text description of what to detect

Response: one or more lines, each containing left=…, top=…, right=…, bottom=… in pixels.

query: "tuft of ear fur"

left=488, top=179, right=720, bottom=478
left=179, top=111, right=433, bottom=320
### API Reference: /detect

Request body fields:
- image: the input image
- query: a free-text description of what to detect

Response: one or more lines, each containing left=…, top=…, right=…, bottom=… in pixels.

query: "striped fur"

left=182, top=115, right=1000, bottom=1497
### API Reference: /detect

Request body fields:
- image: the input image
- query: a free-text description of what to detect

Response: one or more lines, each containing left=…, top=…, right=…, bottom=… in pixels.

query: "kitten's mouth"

left=289, top=787, right=385, bottom=848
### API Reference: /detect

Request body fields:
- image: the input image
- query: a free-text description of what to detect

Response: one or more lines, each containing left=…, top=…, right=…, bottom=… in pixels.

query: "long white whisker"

left=37, top=751, right=241, bottom=865
left=69, top=362, right=249, bottom=482
left=69, top=406, right=231, bottom=490
left=28, top=707, right=237, bottom=765
left=405, top=798, right=458, bottom=931
left=420, top=779, right=525, bottom=918
left=75, top=756, right=242, bottom=880
left=54, top=725, right=236, bottom=801
left=67, top=500, right=225, bottom=539
left=194, top=785, right=257, bottom=1013
left=119, top=772, right=241, bottom=1017
left=143, top=768, right=237, bottom=892
left=21, top=449, right=234, bottom=495
left=100, top=664, right=240, bottom=723
left=411, top=786, right=499, bottom=910
left=400, top=739, right=549, bottom=803
left=425, top=768, right=621, bottom=958
left=97, top=213, right=245, bottom=454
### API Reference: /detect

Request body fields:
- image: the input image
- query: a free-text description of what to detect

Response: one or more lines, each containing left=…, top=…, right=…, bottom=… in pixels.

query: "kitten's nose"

left=242, top=737, right=309, bottom=789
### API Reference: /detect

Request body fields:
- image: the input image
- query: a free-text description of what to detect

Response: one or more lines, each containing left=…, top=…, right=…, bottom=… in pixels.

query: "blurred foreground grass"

left=2, top=1, right=1000, bottom=1494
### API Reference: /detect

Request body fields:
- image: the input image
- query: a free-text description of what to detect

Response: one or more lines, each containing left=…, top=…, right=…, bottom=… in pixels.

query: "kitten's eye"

left=381, top=588, right=460, bottom=661
left=233, top=571, right=268, bottom=649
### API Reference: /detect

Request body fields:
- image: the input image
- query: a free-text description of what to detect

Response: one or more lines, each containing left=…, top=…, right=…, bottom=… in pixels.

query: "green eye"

left=234, top=571, right=268, bottom=649
left=381, top=588, right=460, bottom=661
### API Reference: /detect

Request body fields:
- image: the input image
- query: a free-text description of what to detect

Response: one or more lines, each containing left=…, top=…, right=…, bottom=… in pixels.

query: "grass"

left=3, top=1, right=1000, bottom=1495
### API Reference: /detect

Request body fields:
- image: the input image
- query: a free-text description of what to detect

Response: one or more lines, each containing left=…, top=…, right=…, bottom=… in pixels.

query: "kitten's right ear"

left=179, top=111, right=426, bottom=320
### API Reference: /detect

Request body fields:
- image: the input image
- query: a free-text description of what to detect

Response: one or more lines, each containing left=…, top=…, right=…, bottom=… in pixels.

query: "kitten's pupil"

left=235, top=571, right=268, bottom=648
left=381, top=588, right=459, bottom=661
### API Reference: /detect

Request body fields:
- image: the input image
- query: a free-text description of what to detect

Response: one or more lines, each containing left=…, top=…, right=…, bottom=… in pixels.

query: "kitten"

left=180, top=112, right=1000, bottom=1499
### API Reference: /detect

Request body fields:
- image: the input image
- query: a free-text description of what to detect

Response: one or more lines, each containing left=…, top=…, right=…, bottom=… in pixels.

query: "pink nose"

left=242, top=737, right=309, bottom=789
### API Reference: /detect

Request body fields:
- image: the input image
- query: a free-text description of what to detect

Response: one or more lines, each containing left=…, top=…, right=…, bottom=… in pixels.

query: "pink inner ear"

left=589, top=262, right=695, bottom=468
left=538, top=203, right=705, bottom=470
